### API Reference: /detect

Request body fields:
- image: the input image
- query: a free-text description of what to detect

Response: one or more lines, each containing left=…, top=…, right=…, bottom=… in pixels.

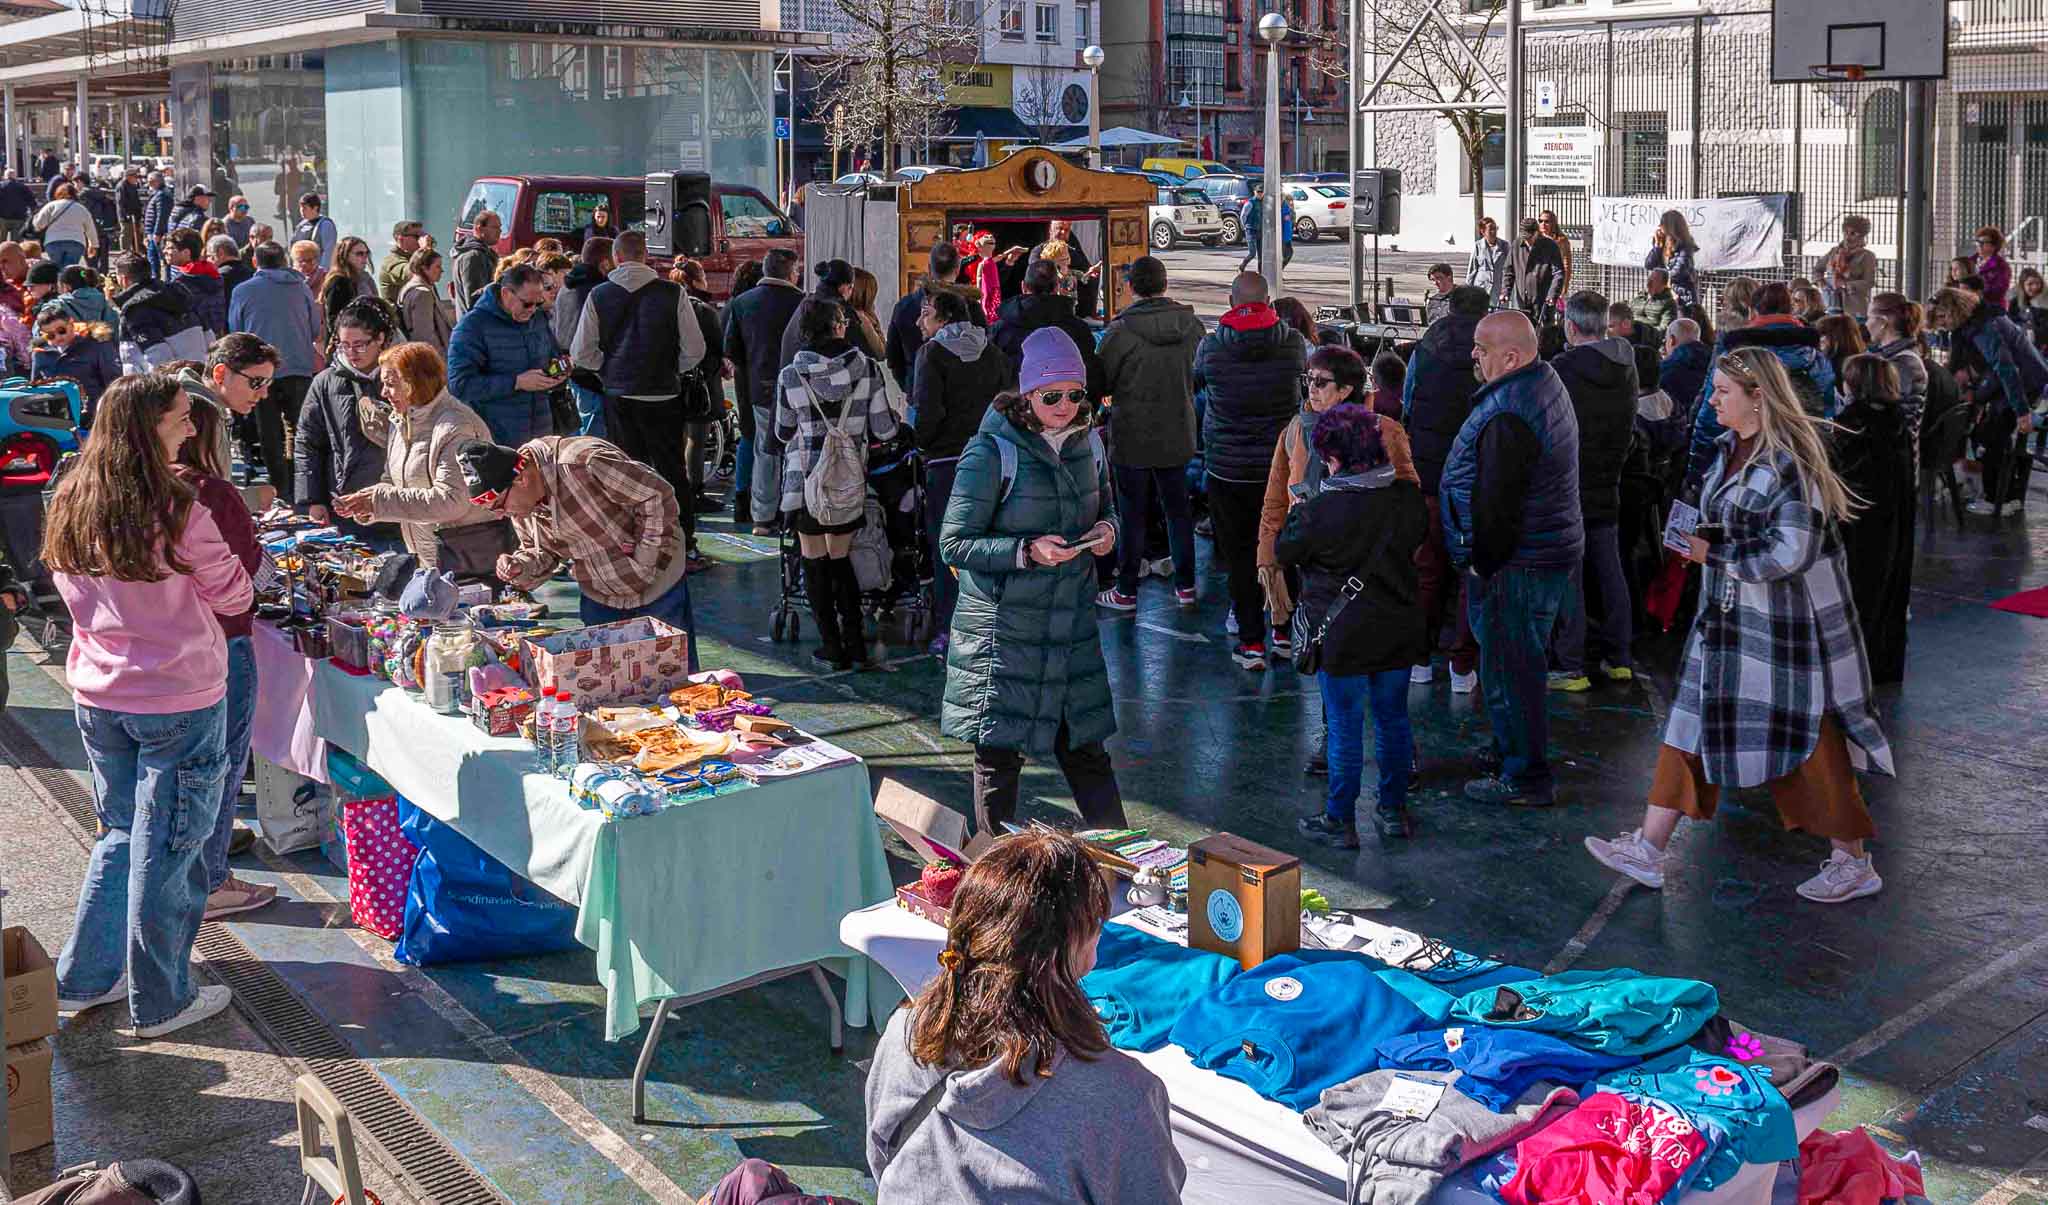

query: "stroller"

left=766, top=431, right=938, bottom=663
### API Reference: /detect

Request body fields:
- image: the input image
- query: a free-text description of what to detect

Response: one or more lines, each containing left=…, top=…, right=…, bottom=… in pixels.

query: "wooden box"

left=1187, top=833, right=1301, bottom=970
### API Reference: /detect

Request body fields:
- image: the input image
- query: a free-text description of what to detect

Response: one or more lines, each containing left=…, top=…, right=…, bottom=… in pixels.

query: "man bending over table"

left=456, top=436, right=698, bottom=670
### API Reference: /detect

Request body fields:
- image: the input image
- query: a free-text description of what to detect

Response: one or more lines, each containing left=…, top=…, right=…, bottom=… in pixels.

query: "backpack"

left=994, top=427, right=1108, bottom=507
left=802, top=384, right=870, bottom=526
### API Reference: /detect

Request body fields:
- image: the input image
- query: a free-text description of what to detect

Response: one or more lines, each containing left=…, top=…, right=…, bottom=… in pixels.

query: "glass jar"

left=422, top=623, right=476, bottom=714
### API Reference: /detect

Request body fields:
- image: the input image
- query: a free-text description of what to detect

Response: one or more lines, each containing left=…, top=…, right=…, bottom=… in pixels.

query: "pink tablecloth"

left=251, top=621, right=328, bottom=783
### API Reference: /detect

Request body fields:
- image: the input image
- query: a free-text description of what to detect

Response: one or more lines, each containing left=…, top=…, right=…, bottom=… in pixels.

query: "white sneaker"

left=1225, top=607, right=1239, bottom=636
left=133, top=984, right=233, bottom=1039
left=1584, top=830, right=1667, bottom=890
left=57, top=976, right=127, bottom=1013
left=1094, top=588, right=1136, bottom=613
left=1795, top=851, right=1883, bottom=904
left=1410, top=663, right=1435, bottom=685
left=1967, top=499, right=1998, bottom=516
left=1450, top=668, right=1478, bottom=695
left=1145, top=556, right=1175, bottom=579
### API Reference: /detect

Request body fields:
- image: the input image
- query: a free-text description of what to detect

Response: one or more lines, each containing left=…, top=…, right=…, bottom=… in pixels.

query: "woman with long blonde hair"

left=1587, top=346, right=1893, bottom=905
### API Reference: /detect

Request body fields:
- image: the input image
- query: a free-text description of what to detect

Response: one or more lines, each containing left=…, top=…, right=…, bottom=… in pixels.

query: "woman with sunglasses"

left=32, top=305, right=119, bottom=419
left=940, top=326, right=1127, bottom=838
left=1538, top=209, right=1574, bottom=299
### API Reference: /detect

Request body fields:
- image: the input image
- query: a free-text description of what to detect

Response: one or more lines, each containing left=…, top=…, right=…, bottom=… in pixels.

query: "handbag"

left=675, top=365, right=715, bottom=422
left=1290, top=520, right=1399, bottom=676
left=432, top=518, right=515, bottom=578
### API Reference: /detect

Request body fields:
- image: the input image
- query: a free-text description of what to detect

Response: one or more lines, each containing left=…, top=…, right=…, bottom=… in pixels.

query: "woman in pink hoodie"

left=43, top=372, right=254, bottom=1039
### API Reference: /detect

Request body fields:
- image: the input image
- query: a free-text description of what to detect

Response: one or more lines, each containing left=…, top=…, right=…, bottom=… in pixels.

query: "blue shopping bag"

left=393, top=798, right=582, bottom=966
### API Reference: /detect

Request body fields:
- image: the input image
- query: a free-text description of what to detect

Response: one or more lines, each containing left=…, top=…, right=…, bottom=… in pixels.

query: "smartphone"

left=545, top=354, right=572, bottom=378
left=1693, top=522, right=1726, bottom=544
left=1057, top=533, right=1110, bottom=553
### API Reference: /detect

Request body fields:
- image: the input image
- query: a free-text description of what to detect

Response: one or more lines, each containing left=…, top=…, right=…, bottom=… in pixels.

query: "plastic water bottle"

left=531, top=687, right=559, bottom=774
left=552, top=692, right=579, bottom=778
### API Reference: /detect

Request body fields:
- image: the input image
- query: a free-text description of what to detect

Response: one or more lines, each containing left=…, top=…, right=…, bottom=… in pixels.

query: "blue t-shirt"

left=1596, top=1046, right=1798, bottom=1191
left=1079, top=922, right=1238, bottom=1053
left=1169, top=951, right=1433, bottom=1111
left=1373, top=1025, right=1639, bottom=1112
left=1448, top=968, right=1719, bottom=1057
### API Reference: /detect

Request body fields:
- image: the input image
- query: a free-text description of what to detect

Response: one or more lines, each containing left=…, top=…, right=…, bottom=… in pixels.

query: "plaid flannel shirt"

left=500, top=436, right=679, bottom=609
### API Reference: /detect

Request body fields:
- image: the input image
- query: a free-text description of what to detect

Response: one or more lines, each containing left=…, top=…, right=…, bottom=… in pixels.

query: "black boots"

left=804, top=556, right=844, bottom=668
left=833, top=557, right=872, bottom=669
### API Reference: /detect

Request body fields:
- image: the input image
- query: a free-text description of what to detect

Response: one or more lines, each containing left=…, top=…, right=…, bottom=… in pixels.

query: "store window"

left=206, top=53, right=328, bottom=224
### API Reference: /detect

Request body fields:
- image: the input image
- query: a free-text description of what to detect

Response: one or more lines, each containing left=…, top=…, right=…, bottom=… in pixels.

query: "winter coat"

left=1510, top=236, right=1565, bottom=312
left=399, top=279, right=453, bottom=354
left=450, top=234, right=499, bottom=313
left=1976, top=252, right=2012, bottom=310
left=1467, top=237, right=1512, bottom=304
left=910, top=322, right=1011, bottom=462
left=771, top=341, right=902, bottom=515
left=1822, top=243, right=1878, bottom=318
left=780, top=286, right=883, bottom=373
left=723, top=277, right=806, bottom=430
left=1658, top=341, right=1710, bottom=426
left=1552, top=336, right=1640, bottom=527
left=32, top=335, right=118, bottom=412
left=552, top=261, right=604, bottom=352
left=166, top=200, right=208, bottom=233
left=319, top=268, right=376, bottom=340
left=1644, top=242, right=1697, bottom=309
left=1274, top=466, right=1430, bottom=677
left=885, top=281, right=987, bottom=392
left=1259, top=406, right=1417, bottom=571
left=1666, top=435, right=1894, bottom=787
left=360, top=389, right=503, bottom=566
left=51, top=287, right=121, bottom=343
left=1440, top=359, right=1584, bottom=573
left=1684, top=317, right=1838, bottom=492
left=1831, top=395, right=1916, bottom=685
left=1401, top=307, right=1485, bottom=496
left=296, top=356, right=403, bottom=532
left=1630, top=289, right=1678, bottom=332
left=218, top=259, right=254, bottom=309
left=112, top=278, right=197, bottom=349
left=172, top=261, right=227, bottom=336
left=0, top=177, right=34, bottom=221
left=1097, top=295, right=1206, bottom=469
left=1953, top=301, right=2048, bottom=416
left=446, top=284, right=557, bottom=422
left=227, top=267, right=321, bottom=378
left=1195, top=302, right=1309, bottom=483
left=377, top=249, right=411, bottom=305
left=988, top=293, right=1104, bottom=400
left=940, top=406, right=1119, bottom=756
left=142, top=186, right=172, bottom=237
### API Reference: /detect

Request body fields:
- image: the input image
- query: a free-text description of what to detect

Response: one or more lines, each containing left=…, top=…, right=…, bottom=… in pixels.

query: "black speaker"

left=645, top=171, right=714, bottom=258
left=1351, top=167, right=1402, bottom=236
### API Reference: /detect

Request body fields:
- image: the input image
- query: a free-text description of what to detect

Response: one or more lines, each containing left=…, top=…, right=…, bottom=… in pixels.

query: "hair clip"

left=937, top=948, right=965, bottom=972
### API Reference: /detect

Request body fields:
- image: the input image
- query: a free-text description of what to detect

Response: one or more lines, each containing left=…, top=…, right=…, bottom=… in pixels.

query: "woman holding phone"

left=940, top=327, right=1127, bottom=837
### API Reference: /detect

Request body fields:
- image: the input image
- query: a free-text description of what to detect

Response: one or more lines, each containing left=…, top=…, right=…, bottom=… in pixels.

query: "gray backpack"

left=803, top=389, right=869, bottom=526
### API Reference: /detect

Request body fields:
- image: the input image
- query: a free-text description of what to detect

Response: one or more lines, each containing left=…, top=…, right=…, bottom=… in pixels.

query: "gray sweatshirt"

left=865, top=1008, right=1185, bottom=1204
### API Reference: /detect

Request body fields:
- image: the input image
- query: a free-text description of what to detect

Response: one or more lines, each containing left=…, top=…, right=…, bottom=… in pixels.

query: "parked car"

left=1109, top=166, right=1182, bottom=188
left=1149, top=186, right=1225, bottom=249
left=834, top=172, right=887, bottom=186
left=1141, top=157, right=1234, bottom=180
left=1284, top=182, right=1351, bottom=242
left=455, top=174, right=802, bottom=300
left=1185, top=175, right=1253, bottom=244
left=1284, top=172, right=1348, bottom=185
left=890, top=165, right=961, bottom=182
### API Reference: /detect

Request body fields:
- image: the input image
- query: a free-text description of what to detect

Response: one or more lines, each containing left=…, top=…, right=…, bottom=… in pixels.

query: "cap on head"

left=455, top=440, right=522, bottom=506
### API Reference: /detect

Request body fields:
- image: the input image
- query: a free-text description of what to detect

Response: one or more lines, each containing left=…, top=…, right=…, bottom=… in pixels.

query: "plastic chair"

left=295, top=1075, right=370, bottom=1205
left=1919, top=404, right=1974, bottom=528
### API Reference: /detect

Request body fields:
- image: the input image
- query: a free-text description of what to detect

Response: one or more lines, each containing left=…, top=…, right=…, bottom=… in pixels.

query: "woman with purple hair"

left=1275, top=405, right=1430, bottom=845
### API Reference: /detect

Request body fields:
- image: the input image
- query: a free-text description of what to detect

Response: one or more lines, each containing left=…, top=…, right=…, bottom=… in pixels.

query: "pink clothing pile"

left=1797, top=1127, right=1925, bottom=1204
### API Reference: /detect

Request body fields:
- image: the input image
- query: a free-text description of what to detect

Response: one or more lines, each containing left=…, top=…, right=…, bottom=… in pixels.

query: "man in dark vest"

left=568, top=229, right=707, bottom=507
left=1440, top=309, right=1582, bottom=808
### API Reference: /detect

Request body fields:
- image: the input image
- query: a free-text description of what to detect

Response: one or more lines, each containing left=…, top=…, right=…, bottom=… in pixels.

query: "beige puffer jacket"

left=361, top=388, right=499, bottom=566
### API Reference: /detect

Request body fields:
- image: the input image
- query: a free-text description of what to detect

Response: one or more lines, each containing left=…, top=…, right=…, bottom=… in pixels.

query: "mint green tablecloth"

left=311, top=662, right=898, bottom=1040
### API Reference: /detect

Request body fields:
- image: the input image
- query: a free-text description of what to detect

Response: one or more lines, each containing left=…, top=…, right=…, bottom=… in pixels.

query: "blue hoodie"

left=1596, top=1045, right=1798, bottom=1191
left=227, top=266, right=320, bottom=377
left=1374, top=1025, right=1639, bottom=1112
left=1447, top=968, right=1719, bottom=1058
left=446, top=282, right=558, bottom=419
left=1079, top=922, right=1238, bottom=1053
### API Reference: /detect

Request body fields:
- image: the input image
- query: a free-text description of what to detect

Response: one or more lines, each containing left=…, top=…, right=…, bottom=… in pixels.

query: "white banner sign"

left=1528, top=126, right=1595, bottom=188
left=1590, top=194, right=1790, bottom=270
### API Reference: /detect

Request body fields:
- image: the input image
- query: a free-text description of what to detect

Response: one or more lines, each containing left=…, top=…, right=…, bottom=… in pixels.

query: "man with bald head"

left=1439, top=309, right=1582, bottom=807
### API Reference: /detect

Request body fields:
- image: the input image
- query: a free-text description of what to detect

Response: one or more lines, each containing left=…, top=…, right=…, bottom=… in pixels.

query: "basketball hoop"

left=1810, top=63, right=1868, bottom=82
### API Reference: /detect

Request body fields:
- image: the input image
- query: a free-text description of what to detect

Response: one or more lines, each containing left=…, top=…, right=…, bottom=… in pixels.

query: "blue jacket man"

left=1658, top=325, right=1711, bottom=423
left=226, top=261, right=319, bottom=379
left=1439, top=310, right=1581, bottom=806
left=446, top=263, right=564, bottom=446
left=1683, top=289, right=1835, bottom=491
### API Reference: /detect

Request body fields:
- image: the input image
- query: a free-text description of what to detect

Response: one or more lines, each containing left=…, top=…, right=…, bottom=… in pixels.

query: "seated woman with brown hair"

left=865, top=829, right=1184, bottom=1204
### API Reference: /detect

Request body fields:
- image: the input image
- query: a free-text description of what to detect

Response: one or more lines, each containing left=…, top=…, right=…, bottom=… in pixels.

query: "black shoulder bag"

left=1291, top=521, right=1399, bottom=676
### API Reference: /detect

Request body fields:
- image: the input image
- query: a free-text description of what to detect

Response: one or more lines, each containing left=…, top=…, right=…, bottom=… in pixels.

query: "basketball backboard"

left=1770, top=0, right=1949, bottom=83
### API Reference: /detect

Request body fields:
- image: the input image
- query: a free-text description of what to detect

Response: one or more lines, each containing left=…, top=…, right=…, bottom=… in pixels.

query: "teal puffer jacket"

left=940, top=406, right=1119, bottom=756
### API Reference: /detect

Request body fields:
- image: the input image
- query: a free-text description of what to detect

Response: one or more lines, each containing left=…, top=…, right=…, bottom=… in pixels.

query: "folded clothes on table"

left=1448, top=968, right=1720, bottom=1058
left=1079, top=921, right=1239, bottom=1053
left=1303, top=1069, right=1579, bottom=1205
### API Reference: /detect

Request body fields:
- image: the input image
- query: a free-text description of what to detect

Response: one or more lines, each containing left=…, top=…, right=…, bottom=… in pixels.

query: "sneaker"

left=1297, top=813, right=1360, bottom=850
left=1410, top=663, right=1435, bottom=685
left=57, top=976, right=127, bottom=1013
left=1600, top=662, right=1635, bottom=683
left=1230, top=642, right=1267, bottom=670
left=1145, top=556, right=1175, bottom=579
left=1584, top=829, right=1666, bottom=889
left=1095, top=588, right=1137, bottom=613
left=1795, top=851, right=1883, bottom=903
left=1463, top=775, right=1553, bottom=808
left=1967, top=499, right=1998, bottom=516
left=927, top=632, right=950, bottom=657
left=1268, top=633, right=1293, bottom=658
left=1175, top=587, right=1198, bottom=608
left=203, top=875, right=278, bottom=921
left=1224, top=607, right=1239, bottom=636
left=1450, top=668, right=1478, bottom=695
left=133, top=984, right=233, bottom=1039
left=1372, top=808, right=1415, bottom=840
left=1548, top=672, right=1592, bottom=693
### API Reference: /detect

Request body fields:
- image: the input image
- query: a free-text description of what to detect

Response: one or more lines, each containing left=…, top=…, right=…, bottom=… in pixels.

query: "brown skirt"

left=1648, top=717, right=1875, bottom=842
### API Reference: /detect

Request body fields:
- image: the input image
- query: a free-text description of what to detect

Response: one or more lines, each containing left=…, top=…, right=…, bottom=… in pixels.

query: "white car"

left=833, top=172, right=886, bottom=186
left=890, top=165, right=961, bottom=182
left=1284, top=183, right=1351, bottom=242
left=1149, top=186, right=1226, bottom=249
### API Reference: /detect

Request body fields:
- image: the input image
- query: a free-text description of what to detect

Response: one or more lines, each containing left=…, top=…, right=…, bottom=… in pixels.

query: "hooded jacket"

left=988, top=292, right=1103, bottom=400
left=1195, top=302, right=1309, bottom=483
left=1401, top=306, right=1486, bottom=496
left=1683, top=316, right=1837, bottom=492
left=1658, top=339, right=1710, bottom=424
left=552, top=260, right=605, bottom=351
left=910, top=321, right=1011, bottom=461
left=771, top=341, right=901, bottom=515
left=227, top=266, right=321, bottom=378
left=569, top=260, right=708, bottom=398
left=1551, top=335, right=1640, bottom=526
left=1097, top=295, right=1207, bottom=469
left=1275, top=465, right=1430, bottom=676
left=447, top=283, right=558, bottom=419
left=173, top=259, right=227, bottom=335
left=450, top=233, right=499, bottom=313
left=51, top=287, right=120, bottom=342
left=886, top=280, right=987, bottom=392
left=864, top=1008, right=1184, bottom=1204
left=33, top=333, right=119, bottom=412
left=112, top=277, right=198, bottom=349
left=296, top=355, right=404, bottom=545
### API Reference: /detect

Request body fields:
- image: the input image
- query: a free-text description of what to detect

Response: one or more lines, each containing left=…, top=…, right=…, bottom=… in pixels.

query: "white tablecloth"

left=839, top=901, right=1838, bottom=1205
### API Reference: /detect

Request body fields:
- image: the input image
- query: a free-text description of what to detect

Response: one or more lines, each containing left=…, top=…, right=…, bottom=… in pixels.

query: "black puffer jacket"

left=1098, top=295, right=1206, bottom=469
left=1551, top=336, right=1639, bottom=526
left=989, top=292, right=1103, bottom=400
left=112, top=279, right=198, bottom=349
left=294, top=357, right=402, bottom=546
left=910, top=321, right=1012, bottom=460
left=1401, top=308, right=1484, bottom=496
left=1196, top=302, right=1309, bottom=484
left=1274, top=466, right=1429, bottom=676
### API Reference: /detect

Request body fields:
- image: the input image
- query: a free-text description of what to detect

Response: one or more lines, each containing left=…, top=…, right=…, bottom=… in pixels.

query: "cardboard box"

left=520, top=617, right=694, bottom=705
left=1187, top=833, right=1301, bottom=970
left=2, top=926, right=56, bottom=1047
left=6, top=1036, right=53, bottom=1154
left=875, top=781, right=1122, bottom=927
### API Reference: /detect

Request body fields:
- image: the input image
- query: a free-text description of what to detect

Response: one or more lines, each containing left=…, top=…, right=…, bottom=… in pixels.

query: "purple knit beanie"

left=1017, top=326, right=1087, bottom=394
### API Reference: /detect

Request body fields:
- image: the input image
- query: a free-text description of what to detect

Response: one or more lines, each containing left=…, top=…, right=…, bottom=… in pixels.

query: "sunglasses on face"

left=40, top=326, right=71, bottom=339
left=1032, top=389, right=1087, bottom=405
left=1306, top=373, right=1339, bottom=388
left=233, top=368, right=274, bottom=391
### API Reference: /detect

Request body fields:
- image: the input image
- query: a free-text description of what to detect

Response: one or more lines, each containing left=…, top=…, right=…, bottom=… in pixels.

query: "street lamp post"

left=1257, top=12, right=1289, bottom=285
left=1082, top=45, right=1106, bottom=170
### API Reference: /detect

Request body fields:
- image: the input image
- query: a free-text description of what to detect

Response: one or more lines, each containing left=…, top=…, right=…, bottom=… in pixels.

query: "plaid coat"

left=771, top=345, right=902, bottom=516
left=1664, top=435, right=1895, bottom=787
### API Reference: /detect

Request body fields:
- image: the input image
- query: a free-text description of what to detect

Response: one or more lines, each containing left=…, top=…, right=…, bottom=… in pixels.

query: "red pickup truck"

left=455, top=175, right=802, bottom=300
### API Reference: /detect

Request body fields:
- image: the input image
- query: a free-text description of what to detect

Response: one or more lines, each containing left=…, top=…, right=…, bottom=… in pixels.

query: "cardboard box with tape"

left=1187, top=833, right=1300, bottom=970
left=3, top=926, right=56, bottom=1047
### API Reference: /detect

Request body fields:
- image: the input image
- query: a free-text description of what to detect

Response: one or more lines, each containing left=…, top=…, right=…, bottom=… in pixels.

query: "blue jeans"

left=579, top=569, right=699, bottom=673
left=749, top=405, right=782, bottom=523
left=1554, top=522, right=1632, bottom=675
left=1114, top=463, right=1197, bottom=595
left=1318, top=668, right=1414, bottom=824
left=202, top=636, right=257, bottom=892
left=734, top=432, right=753, bottom=509
left=570, top=381, right=607, bottom=439
left=57, top=699, right=229, bottom=1027
left=1467, top=566, right=1571, bottom=795
left=45, top=239, right=85, bottom=269
left=480, top=395, right=553, bottom=447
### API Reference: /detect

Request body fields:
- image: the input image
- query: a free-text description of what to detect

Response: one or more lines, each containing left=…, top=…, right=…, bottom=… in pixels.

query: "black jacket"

left=1658, top=340, right=1709, bottom=418
left=219, top=259, right=254, bottom=308
left=1097, top=295, right=1206, bottom=469
left=987, top=292, right=1103, bottom=400
left=294, top=359, right=400, bottom=540
left=910, top=322, right=1011, bottom=461
left=0, top=178, right=33, bottom=221
left=167, top=200, right=209, bottom=232
left=1401, top=307, right=1484, bottom=496
left=1509, top=236, right=1565, bottom=312
left=1275, top=467, right=1430, bottom=676
left=112, top=278, right=198, bottom=349
left=170, top=265, right=228, bottom=336
left=885, top=281, right=986, bottom=392
left=1195, top=303, right=1309, bottom=483
left=1551, top=337, right=1639, bottom=526
left=80, top=187, right=117, bottom=238
left=722, top=278, right=806, bottom=422
left=115, top=180, right=145, bottom=222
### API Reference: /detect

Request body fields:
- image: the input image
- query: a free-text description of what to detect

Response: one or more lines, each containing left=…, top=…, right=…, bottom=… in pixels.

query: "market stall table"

left=310, top=661, right=898, bottom=1120
left=839, top=900, right=1839, bottom=1205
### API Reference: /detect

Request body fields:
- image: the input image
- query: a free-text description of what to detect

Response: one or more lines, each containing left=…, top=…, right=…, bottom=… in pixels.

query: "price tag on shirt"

left=1662, top=499, right=1702, bottom=554
left=1377, top=1074, right=1447, bottom=1121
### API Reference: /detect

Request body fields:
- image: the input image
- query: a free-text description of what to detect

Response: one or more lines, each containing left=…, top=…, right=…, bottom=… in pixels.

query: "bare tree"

left=1355, top=0, right=1508, bottom=229
left=817, top=0, right=987, bottom=174
left=1014, top=45, right=1072, bottom=147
